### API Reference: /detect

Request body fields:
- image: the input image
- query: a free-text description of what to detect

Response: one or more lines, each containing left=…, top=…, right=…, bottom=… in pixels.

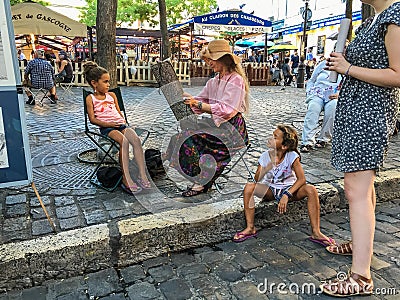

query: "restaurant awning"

left=11, top=2, right=87, bottom=37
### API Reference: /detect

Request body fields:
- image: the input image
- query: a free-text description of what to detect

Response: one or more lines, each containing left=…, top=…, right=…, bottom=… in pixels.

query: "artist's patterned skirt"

left=166, top=113, right=248, bottom=190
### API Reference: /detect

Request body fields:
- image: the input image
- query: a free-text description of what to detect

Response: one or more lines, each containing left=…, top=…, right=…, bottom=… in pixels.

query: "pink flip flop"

left=137, top=178, right=151, bottom=189
left=121, top=183, right=142, bottom=195
left=233, top=231, right=257, bottom=243
left=308, top=236, right=337, bottom=247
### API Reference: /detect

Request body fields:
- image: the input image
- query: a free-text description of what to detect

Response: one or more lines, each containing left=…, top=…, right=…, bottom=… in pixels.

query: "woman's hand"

left=326, top=52, right=351, bottom=75
left=184, top=97, right=199, bottom=108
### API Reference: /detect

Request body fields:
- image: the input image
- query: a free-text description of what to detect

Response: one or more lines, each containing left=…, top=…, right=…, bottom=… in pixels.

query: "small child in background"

left=233, top=124, right=336, bottom=246
left=83, top=61, right=151, bottom=194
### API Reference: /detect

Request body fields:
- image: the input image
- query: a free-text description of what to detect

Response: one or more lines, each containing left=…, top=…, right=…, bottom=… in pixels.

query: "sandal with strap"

left=321, top=270, right=373, bottom=297
left=182, top=187, right=206, bottom=197
left=326, top=241, right=352, bottom=256
left=300, top=145, right=313, bottom=153
left=315, top=141, right=327, bottom=148
left=137, top=178, right=151, bottom=189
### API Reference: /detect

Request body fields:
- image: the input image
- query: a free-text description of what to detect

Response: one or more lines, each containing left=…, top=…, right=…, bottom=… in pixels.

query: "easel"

left=31, top=182, right=57, bottom=232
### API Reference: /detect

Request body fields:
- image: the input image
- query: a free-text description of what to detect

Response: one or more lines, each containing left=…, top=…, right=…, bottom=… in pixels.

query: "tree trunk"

left=345, top=0, right=353, bottom=41
left=158, top=0, right=171, bottom=60
left=96, top=0, right=117, bottom=88
left=362, top=3, right=375, bottom=21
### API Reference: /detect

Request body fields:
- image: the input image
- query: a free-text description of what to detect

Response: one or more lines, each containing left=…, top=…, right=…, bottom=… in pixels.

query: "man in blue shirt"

left=24, top=49, right=56, bottom=105
left=290, top=50, right=299, bottom=77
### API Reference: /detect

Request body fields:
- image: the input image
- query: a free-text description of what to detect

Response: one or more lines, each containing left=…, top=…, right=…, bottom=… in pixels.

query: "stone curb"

left=1, top=169, right=400, bottom=291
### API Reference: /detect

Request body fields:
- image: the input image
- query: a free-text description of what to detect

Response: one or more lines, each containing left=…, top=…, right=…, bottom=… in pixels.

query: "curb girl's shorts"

left=269, top=186, right=292, bottom=203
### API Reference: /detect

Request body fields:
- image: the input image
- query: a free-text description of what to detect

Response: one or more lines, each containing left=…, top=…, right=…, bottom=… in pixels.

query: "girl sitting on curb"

left=233, top=124, right=337, bottom=247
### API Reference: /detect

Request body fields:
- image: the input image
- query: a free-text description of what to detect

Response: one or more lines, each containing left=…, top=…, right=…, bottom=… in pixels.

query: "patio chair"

left=58, top=75, right=75, bottom=100
left=81, top=87, right=150, bottom=191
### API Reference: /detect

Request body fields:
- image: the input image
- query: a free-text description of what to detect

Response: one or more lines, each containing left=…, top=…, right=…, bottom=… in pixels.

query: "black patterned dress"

left=331, top=3, right=400, bottom=173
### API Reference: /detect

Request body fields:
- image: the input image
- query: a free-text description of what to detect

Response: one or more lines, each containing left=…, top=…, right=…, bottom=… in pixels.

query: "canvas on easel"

left=151, top=60, right=196, bottom=126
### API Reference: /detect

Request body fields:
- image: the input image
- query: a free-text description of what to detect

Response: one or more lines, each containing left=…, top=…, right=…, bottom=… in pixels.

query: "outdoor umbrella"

left=250, top=40, right=275, bottom=48
left=235, top=39, right=254, bottom=48
left=267, top=44, right=298, bottom=54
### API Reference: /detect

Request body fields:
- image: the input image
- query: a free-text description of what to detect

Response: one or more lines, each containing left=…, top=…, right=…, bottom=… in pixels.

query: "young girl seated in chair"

left=233, top=124, right=336, bottom=247
left=83, top=62, right=151, bottom=194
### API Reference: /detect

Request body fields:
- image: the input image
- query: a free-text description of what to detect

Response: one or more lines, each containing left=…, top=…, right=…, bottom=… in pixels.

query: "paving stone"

left=300, top=257, right=338, bottom=280
left=86, top=268, right=122, bottom=298
left=55, top=205, right=79, bottom=219
left=2, top=216, right=30, bottom=233
left=54, top=196, right=75, bottom=206
left=147, top=265, right=175, bottom=283
left=375, top=214, right=400, bottom=223
left=83, top=209, right=109, bottom=225
left=142, top=256, right=170, bottom=271
left=5, top=204, right=27, bottom=217
left=19, top=286, right=47, bottom=300
left=277, top=245, right=313, bottom=264
left=30, top=206, right=54, bottom=220
left=30, top=196, right=51, bottom=207
left=126, top=282, right=161, bottom=300
left=159, top=278, right=192, bottom=300
left=231, top=281, right=268, bottom=300
left=196, top=250, right=225, bottom=266
left=371, top=256, right=391, bottom=271
left=59, top=216, right=85, bottom=231
left=190, top=276, right=232, bottom=300
left=213, top=262, right=244, bottom=282
left=120, top=265, right=146, bottom=284
left=46, top=276, right=87, bottom=299
left=108, top=209, right=132, bottom=219
left=176, top=263, right=209, bottom=278
left=376, top=221, right=400, bottom=234
left=99, top=293, right=127, bottom=300
left=231, top=254, right=264, bottom=273
left=31, top=219, right=55, bottom=236
left=5, top=194, right=26, bottom=205
left=287, top=272, right=321, bottom=295
left=170, top=252, right=196, bottom=267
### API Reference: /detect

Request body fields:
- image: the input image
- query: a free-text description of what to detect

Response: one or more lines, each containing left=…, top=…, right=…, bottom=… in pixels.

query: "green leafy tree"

left=80, top=0, right=217, bottom=27
left=165, top=0, right=217, bottom=25
left=10, top=0, right=49, bottom=6
left=80, top=0, right=158, bottom=27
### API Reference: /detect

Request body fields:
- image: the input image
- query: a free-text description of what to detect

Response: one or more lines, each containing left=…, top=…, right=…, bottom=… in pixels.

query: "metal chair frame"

left=82, top=87, right=150, bottom=191
left=58, top=75, right=75, bottom=100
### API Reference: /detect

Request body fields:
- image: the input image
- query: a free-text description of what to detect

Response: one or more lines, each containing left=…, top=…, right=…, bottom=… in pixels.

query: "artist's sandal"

left=321, top=271, right=373, bottom=297
left=326, top=241, right=352, bottom=256
left=182, top=187, right=206, bottom=197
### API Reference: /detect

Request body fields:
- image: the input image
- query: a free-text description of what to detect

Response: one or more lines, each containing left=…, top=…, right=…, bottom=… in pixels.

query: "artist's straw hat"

left=201, top=39, right=241, bottom=64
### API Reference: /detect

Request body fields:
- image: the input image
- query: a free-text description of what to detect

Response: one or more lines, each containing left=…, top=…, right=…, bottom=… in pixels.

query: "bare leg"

left=344, top=170, right=375, bottom=279
left=122, top=128, right=149, bottom=183
left=235, top=183, right=271, bottom=237
left=108, top=130, right=137, bottom=189
left=295, top=184, right=332, bottom=241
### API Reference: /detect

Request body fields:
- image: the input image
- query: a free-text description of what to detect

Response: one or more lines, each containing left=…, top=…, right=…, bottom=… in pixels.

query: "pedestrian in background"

left=321, top=0, right=400, bottom=297
left=300, top=59, right=342, bottom=153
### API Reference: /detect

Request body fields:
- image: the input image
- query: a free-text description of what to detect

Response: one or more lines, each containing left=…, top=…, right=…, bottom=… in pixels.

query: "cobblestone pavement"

left=1, top=85, right=399, bottom=242
left=0, top=85, right=399, bottom=298
left=1, top=199, right=399, bottom=299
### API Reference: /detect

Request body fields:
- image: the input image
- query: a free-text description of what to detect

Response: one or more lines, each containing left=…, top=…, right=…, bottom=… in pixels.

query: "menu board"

left=0, top=0, right=32, bottom=188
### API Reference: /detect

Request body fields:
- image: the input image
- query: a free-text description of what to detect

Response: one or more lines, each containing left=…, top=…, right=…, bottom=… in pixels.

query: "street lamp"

left=297, top=0, right=311, bottom=88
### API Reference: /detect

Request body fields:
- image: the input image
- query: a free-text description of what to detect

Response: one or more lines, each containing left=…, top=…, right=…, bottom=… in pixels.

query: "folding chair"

left=82, top=87, right=150, bottom=191
left=214, top=123, right=260, bottom=195
left=26, top=86, right=54, bottom=106
left=58, top=75, right=75, bottom=100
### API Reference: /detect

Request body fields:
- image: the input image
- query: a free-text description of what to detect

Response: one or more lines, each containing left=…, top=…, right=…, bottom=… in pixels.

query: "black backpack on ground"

left=145, top=149, right=165, bottom=178
left=96, top=166, right=122, bottom=188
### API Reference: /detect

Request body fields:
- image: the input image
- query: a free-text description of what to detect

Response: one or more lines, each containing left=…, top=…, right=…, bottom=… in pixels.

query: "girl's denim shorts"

left=100, top=124, right=127, bottom=136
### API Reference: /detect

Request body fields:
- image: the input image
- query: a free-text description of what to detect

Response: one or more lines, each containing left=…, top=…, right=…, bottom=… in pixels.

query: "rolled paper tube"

left=329, top=18, right=351, bottom=82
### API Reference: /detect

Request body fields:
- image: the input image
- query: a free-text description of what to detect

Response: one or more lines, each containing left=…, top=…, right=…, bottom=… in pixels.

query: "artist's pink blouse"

left=193, top=72, right=246, bottom=127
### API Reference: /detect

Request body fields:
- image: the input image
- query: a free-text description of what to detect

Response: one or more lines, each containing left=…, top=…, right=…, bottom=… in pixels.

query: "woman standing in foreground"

left=321, top=0, right=400, bottom=296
